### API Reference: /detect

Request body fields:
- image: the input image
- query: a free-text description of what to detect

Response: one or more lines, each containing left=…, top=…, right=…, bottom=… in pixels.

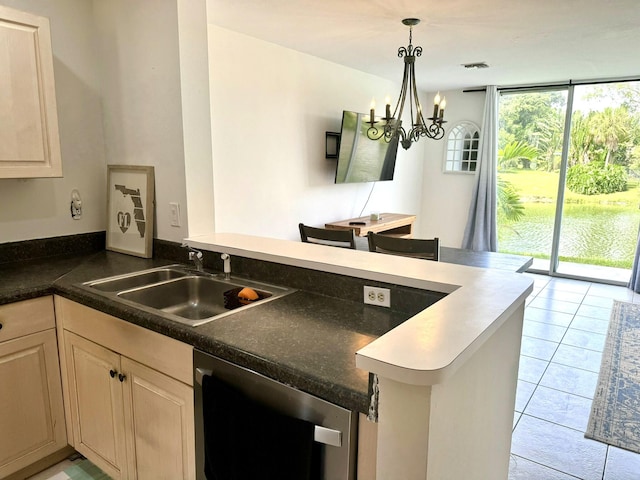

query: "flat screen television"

left=334, top=110, right=399, bottom=184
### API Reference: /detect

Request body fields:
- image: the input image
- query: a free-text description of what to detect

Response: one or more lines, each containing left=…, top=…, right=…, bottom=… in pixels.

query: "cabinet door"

left=0, top=5, right=62, bottom=178
left=0, top=329, right=66, bottom=478
left=65, top=331, right=126, bottom=479
left=121, top=357, right=195, bottom=480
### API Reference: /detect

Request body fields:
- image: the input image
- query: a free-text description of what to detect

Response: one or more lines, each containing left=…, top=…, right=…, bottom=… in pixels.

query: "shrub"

left=565, top=163, right=627, bottom=195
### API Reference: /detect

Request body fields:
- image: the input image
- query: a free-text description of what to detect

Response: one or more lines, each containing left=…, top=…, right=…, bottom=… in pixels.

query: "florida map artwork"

left=114, top=184, right=146, bottom=238
left=107, top=165, right=154, bottom=258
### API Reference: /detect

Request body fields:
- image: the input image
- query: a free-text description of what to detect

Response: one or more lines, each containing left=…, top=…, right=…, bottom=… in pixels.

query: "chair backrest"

left=299, top=223, right=357, bottom=249
left=367, top=232, right=440, bottom=261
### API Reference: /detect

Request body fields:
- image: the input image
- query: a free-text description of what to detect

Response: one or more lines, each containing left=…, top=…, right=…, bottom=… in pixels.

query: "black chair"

left=367, top=232, right=440, bottom=261
left=299, top=223, right=357, bottom=249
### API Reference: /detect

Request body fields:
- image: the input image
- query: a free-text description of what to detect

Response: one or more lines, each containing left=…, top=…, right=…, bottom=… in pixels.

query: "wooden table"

left=325, top=213, right=415, bottom=238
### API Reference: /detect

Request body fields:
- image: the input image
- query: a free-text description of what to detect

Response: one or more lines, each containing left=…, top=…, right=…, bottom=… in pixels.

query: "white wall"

left=178, top=0, right=215, bottom=238
left=0, top=0, right=106, bottom=243
left=0, top=2, right=482, bottom=247
left=207, top=26, right=427, bottom=241
left=92, top=0, right=191, bottom=243
left=420, top=89, right=486, bottom=247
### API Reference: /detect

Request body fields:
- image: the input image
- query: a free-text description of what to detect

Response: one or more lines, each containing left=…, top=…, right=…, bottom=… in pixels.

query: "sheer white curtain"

left=461, top=86, right=498, bottom=251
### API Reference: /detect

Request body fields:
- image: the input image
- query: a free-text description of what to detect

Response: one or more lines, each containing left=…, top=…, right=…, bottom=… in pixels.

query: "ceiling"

left=206, top=0, right=640, bottom=92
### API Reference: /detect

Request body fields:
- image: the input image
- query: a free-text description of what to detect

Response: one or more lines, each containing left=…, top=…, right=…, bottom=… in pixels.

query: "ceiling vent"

left=463, top=62, right=489, bottom=69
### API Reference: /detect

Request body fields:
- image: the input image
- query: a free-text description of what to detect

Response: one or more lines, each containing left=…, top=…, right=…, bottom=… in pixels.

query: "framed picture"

left=106, top=165, right=155, bottom=258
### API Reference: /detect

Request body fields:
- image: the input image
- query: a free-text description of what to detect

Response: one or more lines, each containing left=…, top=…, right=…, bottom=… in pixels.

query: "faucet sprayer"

left=221, top=253, right=231, bottom=280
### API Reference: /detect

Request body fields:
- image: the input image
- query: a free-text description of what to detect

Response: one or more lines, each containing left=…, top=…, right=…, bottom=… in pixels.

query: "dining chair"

left=299, top=223, right=357, bottom=249
left=367, top=232, right=440, bottom=261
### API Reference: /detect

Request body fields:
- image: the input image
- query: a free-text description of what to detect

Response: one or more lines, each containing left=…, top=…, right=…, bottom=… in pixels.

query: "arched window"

left=443, top=121, right=480, bottom=173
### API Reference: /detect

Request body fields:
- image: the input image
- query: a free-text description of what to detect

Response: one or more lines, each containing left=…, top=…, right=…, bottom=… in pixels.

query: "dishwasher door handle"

left=195, top=367, right=343, bottom=447
left=313, top=425, right=342, bottom=447
left=196, top=367, right=212, bottom=386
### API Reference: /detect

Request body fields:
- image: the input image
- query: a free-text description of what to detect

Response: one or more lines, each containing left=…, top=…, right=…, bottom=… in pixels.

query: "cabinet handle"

left=0, top=322, right=3, bottom=331
left=110, top=369, right=117, bottom=378
left=118, top=373, right=126, bottom=382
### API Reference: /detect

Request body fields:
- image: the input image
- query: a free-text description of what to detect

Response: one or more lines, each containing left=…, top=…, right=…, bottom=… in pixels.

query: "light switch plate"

left=170, top=202, right=181, bottom=227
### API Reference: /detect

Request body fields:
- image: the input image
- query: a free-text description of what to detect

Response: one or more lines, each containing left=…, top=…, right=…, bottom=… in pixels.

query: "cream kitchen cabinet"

left=0, top=5, right=62, bottom=178
left=0, top=297, right=67, bottom=478
left=55, top=296, right=194, bottom=480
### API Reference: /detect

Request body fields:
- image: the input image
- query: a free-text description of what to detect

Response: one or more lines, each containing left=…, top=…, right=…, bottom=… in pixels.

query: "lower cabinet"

left=0, top=297, right=67, bottom=478
left=56, top=296, right=194, bottom=480
left=121, top=357, right=194, bottom=480
left=64, top=332, right=126, bottom=478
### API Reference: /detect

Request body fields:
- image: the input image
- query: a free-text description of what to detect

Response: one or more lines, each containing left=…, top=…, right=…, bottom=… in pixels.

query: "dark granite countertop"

left=1, top=250, right=412, bottom=414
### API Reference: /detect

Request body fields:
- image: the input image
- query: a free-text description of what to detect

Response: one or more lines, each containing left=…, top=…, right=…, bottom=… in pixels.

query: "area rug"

left=585, top=300, right=640, bottom=454
left=63, top=459, right=111, bottom=480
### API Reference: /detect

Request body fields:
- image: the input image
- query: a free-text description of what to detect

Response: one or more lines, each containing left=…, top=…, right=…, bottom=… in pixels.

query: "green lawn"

left=499, top=169, right=640, bottom=206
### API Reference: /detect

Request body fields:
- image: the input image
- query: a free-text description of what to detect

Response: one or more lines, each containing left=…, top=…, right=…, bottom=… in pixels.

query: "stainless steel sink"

left=81, top=265, right=295, bottom=326
left=85, top=267, right=189, bottom=292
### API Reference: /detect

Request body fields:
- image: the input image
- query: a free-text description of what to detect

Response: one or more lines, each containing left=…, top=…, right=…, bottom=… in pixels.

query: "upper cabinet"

left=0, top=5, right=62, bottom=178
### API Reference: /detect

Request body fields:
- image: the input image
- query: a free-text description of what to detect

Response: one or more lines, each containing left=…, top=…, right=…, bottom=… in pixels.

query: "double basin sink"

left=81, top=265, right=295, bottom=326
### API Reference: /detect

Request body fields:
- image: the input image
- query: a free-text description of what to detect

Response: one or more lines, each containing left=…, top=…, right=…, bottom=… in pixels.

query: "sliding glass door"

left=556, top=83, right=640, bottom=282
left=497, top=88, right=569, bottom=274
left=497, top=81, right=640, bottom=284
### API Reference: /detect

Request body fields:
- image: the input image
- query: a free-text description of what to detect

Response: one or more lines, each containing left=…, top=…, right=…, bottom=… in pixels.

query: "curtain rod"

left=463, top=76, right=640, bottom=93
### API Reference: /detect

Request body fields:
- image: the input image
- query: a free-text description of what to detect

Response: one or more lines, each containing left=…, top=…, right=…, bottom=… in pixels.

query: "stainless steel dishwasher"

left=194, top=349, right=358, bottom=479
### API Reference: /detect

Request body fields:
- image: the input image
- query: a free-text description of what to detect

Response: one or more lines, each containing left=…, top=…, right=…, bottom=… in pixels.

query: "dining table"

left=353, top=236, right=532, bottom=273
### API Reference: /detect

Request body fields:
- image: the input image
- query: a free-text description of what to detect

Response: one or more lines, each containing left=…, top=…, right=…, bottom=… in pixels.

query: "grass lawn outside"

left=499, top=169, right=640, bottom=205
left=497, top=168, right=640, bottom=269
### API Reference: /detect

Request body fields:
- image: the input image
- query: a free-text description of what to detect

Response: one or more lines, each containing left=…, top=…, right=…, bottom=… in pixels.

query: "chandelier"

left=367, top=18, right=446, bottom=150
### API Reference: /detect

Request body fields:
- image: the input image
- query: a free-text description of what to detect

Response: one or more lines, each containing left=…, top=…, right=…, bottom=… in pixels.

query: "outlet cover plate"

left=364, top=286, right=391, bottom=308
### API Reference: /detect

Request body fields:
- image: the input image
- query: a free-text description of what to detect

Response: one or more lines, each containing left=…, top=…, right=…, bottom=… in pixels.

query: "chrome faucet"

left=221, top=253, right=231, bottom=280
left=183, top=244, right=204, bottom=272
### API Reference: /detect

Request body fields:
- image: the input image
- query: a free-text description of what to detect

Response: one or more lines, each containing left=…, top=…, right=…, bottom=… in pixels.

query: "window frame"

left=442, top=121, right=481, bottom=174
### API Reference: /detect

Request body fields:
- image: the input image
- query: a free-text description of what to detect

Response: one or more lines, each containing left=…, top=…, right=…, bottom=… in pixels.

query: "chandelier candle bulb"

left=439, top=98, right=447, bottom=120
left=385, top=96, right=391, bottom=119
left=370, top=98, right=376, bottom=124
left=433, top=92, right=441, bottom=119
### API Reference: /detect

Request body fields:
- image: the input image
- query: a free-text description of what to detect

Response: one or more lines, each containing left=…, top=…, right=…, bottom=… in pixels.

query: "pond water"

left=498, top=203, right=640, bottom=268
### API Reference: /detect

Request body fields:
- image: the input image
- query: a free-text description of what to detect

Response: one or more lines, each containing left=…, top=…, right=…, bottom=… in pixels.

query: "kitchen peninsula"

left=185, top=233, right=533, bottom=480
left=1, top=232, right=531, bottom=480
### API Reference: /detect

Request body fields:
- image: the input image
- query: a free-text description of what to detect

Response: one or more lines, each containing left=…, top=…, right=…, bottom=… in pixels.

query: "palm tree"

left=497, top=178, right=525, bottom=222
left=498, top=141, right=538, bottom=170
left=496, top=141, right=534, bottom=224
left=569, top=111, right=594, bottom=166
left=592, top=107, right=630, bottom=166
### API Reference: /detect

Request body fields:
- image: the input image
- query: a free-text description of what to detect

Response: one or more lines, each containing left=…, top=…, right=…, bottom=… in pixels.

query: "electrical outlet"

left=364, top=286, right=391, bottom=308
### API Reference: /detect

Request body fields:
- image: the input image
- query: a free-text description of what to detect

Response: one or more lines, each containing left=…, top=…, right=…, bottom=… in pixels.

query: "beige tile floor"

left=510, top=273, right=640, bottom=479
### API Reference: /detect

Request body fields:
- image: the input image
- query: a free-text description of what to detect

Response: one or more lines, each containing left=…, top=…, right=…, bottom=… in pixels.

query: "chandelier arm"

left=367, top=124, right=386, bottom=141
left=409, top=63, right=427, bottom=127
left=384, top=121, right=400, bottom=144
left=395, top=123, right=407, bottom=145
left=408, top=63, right=416, bottom=126
left=391, top=60, right=410, bottom=120
left=426, top=122, right=445, bottom=140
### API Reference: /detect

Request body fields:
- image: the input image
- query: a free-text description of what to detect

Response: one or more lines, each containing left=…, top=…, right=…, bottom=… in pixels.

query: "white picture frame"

left=106, top=165, right=155, bottom=258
